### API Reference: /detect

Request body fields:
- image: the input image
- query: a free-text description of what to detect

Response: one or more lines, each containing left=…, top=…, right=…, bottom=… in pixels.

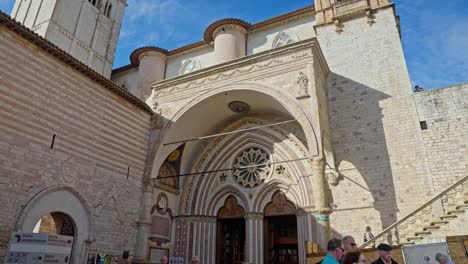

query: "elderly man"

left=340, top=236, right=357, bottom=263
left=320, top=238, right=344, bottom=264
left=371, top=244, right=398, bottom=264
left=191, top=256, right=200, bottom=264
left=160, top=256, right=168, bottom=264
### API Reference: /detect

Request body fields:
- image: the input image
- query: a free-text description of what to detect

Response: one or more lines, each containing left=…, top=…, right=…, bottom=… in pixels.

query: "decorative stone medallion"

left=232, top=147, right=271, bottom=188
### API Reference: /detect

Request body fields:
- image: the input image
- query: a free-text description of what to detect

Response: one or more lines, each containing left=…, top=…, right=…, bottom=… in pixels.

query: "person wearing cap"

left=319, top=238, right=345, bottom=264
left=371, top=244, right=398, bottom=264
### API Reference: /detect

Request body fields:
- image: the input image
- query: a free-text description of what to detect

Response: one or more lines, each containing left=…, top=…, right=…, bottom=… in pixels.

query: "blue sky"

left=1, top=0, right=467, bottom=89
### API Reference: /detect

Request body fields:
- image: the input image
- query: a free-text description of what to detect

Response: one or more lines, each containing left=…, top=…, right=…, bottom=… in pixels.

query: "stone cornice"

left=151, top=38, right=328, bottom=98
left=0, top=11, right=153, bottom=114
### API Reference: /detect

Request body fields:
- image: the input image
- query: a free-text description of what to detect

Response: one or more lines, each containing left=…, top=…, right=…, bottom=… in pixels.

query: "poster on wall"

left=4, top=233, right=73, bottom=264
left=402, top=242, right=451, bottom=264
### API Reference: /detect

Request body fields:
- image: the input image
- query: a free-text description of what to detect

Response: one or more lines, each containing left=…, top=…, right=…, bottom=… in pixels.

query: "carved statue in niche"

left=296, top=71, right=310, bottom=99
left=150, top=192, right=173, bottom=245
left=217, top=195, right=245, bottom=219
left=264, top=191, right=296, bottom=216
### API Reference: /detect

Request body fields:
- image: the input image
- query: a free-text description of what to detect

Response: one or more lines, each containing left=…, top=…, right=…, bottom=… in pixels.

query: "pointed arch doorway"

left=216, top=196, right=246, bottom=264
left=264, top=191, right=299, bottom=264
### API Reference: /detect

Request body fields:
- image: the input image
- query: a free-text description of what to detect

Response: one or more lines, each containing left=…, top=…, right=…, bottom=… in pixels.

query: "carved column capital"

left=244, top=212, right=263, bottom=220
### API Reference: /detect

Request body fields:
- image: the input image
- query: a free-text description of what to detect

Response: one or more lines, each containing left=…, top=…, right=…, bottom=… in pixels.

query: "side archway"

left=15, top=185, right=94, bottom=264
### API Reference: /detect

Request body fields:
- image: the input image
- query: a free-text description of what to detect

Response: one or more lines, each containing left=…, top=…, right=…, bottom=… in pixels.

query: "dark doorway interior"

left=264, top=215, right=298, bottom=264
left=216, top=218, right=246, bottom=264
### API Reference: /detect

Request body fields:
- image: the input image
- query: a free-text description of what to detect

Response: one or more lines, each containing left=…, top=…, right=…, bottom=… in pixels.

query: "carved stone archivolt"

left=217, top=195, right=245, bottom=219
left=264, top=191, right=296, bottom=216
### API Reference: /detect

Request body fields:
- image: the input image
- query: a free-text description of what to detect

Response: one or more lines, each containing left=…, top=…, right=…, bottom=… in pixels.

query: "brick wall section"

left=316, top=7, right=432, bottom=242
left=0, top=25, right=152, bottom=260
left=413, top=84, right=468, bottom=194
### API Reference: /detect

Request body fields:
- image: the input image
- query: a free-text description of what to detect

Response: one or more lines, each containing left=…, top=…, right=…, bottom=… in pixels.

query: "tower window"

left=420, top=121, right=427, bottom=130
left=103, top=2, right=112, bottom=18
left=106, top=4, right=112, bottom=18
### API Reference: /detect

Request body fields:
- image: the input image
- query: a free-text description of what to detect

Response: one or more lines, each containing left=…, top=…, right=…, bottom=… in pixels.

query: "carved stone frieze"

left=152, top=45, right=314, bottom=98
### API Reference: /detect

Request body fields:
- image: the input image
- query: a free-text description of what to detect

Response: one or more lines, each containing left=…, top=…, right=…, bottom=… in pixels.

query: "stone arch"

left=15, top=185, right=94, bottom=264
left=207, top=185, right=250, bottom=216
left=253, top=180, right=305, bottom=213
left=179, top=116, right=313, bottom=216
left=161, top=82, right=320, bottom=157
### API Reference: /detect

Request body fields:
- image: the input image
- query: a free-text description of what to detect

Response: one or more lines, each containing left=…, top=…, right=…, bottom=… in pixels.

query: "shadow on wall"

left=327, top=73, right=399, bottom=243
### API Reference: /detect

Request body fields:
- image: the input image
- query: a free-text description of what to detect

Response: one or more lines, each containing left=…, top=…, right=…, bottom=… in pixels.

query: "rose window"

left=233, top=147, right=271, bottom=188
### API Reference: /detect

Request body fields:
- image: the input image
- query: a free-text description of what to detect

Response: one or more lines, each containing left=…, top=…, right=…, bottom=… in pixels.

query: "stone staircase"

left=361, top=176, right=468, bottom=248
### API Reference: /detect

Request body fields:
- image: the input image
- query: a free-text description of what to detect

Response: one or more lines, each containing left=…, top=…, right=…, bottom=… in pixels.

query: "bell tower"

left=11, top=0, right=127, bottom=78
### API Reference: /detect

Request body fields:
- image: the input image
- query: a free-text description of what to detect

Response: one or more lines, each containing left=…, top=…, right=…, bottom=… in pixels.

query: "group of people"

left=318, top=236, right=398, bottom=264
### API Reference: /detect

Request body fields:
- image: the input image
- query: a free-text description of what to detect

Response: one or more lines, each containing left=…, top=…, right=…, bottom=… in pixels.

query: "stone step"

left=415, top=231, right=432, bottom=236
left=423, top=225, right=441, bottom=231
left=440, top=214, right=458, bottom=220
left=447, top=209, right=465, bottom=215
left=407, top=236, right=424, bottom=241
left=431, top=220, right=449, bottom=226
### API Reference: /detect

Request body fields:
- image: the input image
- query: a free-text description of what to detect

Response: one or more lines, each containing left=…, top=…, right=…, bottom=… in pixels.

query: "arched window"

left=179, top=59, right=200, bottom=75
left=96, top=0, right=101, bottom=8
left=103, top=2, right=108, bottom=13
left=91, top=0, right=97, bottom=6
left=272, top=31, right=299, bottom=48
left=106, top=4, right=112, bottom=18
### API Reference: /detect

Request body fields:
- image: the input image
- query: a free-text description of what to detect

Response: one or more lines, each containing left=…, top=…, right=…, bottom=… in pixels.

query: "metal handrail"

left=360, top=175, right=468, bottom=248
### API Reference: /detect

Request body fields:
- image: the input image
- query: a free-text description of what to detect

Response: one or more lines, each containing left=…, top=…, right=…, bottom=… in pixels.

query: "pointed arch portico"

left=139, top=39, right=333, bottom=263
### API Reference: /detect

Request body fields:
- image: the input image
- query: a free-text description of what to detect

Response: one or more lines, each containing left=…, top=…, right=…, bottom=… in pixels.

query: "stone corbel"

left=366, top=10, right=375, bottom=26
left=334, top=19, right=344, bottom=33
left=326, top=170, right=341, bottom=186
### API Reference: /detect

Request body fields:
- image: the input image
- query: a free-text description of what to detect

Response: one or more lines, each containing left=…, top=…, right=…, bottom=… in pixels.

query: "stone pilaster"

left=296, top=207, right=316, bottom=262
left=311, top=157, right=332, bottom=248
left=244, top=212, right=263, bottom=264
left=133, top=116, right=167, bottom=264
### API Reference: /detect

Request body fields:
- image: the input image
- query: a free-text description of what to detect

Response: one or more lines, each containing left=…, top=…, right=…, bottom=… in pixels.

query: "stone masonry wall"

left=413, top=84, right=468, bottom=193
left=316, top=6, right=432, bottom=243
left=413, top=84, right=468, bottom=231
left=0, top=25, right=151, bottom=261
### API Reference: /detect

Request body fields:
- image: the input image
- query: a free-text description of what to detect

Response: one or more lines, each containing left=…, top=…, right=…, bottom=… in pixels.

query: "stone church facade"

left=0, top=0, right=466, bottom=264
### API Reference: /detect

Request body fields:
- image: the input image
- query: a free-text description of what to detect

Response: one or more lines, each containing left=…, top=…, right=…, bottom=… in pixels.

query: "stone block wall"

left=316, top=6, right=432, bottom=243
left=0, top=24, right=151, bottom=262
left=413, top=84, right=468, bottom=194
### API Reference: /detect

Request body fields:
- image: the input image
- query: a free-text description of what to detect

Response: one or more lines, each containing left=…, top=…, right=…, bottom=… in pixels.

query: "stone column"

left=311, top=157, right=331, bottom=249
left=296, top=207, right=316, bottom=264
left=132, top=116, right=167, bottom=264
left=194, top=217, right=217, bottom=264
left=213, top=25, right=247, bottom=64
left=130, top=47, right=167, bottom=102
left=244, top=212, right=263, bottom=264
left=132, top=184, right=153, bottom=264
